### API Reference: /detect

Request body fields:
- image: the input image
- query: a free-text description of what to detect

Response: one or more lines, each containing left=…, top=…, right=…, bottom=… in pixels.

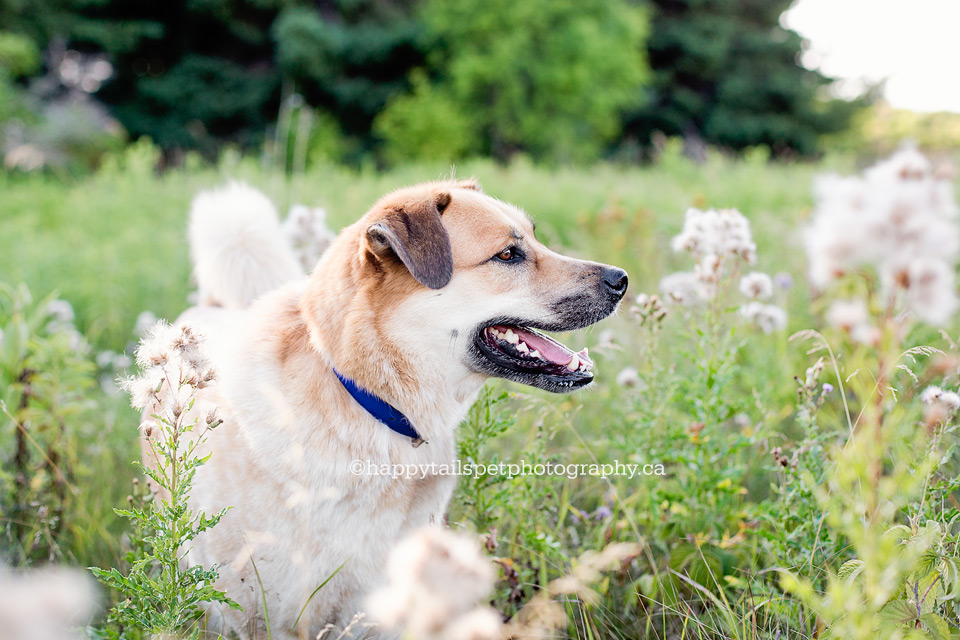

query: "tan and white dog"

left=165, top=179, right=628, bottom=638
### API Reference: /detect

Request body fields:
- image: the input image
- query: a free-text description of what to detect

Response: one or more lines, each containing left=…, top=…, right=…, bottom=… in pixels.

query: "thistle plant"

left=282, top=203, right=336, bottom=271
left=367, top=525, right=501, bottom=640
left=659, top=204, right=788, bottom=429
left=806, top=146, right=958, bottom=326
left=91, top=322, right=239, bottom=638
left=502, top=541, right=641, bottom=639
left=660, top=206, right=786, bottom=331
left=366, top=523, right=640, bottom=640
left=780, top=148, right=960, bottom=639
left=609, top=206, right=793, bottom=628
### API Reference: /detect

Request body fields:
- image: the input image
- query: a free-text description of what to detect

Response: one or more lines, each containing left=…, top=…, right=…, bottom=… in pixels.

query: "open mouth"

left=473, top=324, right=594, bottom=392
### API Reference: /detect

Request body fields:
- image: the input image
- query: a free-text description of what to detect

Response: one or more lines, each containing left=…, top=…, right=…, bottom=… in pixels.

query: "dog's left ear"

left=366, top=192, right=454, bottom=289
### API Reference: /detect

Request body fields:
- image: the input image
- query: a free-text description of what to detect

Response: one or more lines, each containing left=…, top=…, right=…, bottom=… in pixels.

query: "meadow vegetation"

left=4, top=142, right=960, bottom=639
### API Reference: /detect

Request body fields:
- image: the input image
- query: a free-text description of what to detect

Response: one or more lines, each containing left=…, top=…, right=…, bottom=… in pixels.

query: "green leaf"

left=838, top=559, right=865, bottom=585
left=634, top=573, right=659, bottom=599
left=883, top=525, right=913, bottom=544
left=919, top=613, right=951, bottom=640
left=916, top=572, right=943, bottom=614
left=878, top=599, right=919, bottom=627
left=292, top=559, right=349, bottom=631
left=940, top=558, right=960, bottom=602
left=916, top=549, right=942, bottom=579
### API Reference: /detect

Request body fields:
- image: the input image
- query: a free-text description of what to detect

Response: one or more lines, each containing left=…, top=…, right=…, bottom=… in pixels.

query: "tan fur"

left=157, top=180, right=625, bottom=639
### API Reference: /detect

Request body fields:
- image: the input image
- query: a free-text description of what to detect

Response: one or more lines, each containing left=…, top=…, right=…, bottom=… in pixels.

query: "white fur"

left=172, top=293, right=470, bottom=639
left=189, top=182, right=305, bottom=308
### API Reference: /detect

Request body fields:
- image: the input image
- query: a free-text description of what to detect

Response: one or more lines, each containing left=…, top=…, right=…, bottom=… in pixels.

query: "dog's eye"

left=493, top=247, right=524, bottom=263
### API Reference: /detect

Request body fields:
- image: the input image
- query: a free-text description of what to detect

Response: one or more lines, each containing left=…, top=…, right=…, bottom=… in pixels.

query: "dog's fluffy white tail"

left=189, top=182, right=305, bottom=309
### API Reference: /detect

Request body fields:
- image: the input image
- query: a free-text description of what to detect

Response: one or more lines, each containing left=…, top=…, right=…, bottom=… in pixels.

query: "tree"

left=1, top=0, right=280, bottom=153
left=272, top=1, right=426, bottom=145
left=0, top=32, right=40, bottom=123
left=384, top=0, right=648, bottom=163
left=626, top=0, right=862, bottom=157
left=2, top=0, right=426, bottom=157
left=373, top=69, right=478, bottom=164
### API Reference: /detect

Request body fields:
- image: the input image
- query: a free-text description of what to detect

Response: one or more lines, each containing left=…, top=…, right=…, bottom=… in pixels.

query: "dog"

left=162, top=179, right=628, bottom=638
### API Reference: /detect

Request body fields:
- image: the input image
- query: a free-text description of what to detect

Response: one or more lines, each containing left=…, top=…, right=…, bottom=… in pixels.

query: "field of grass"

left=4, top=142, right=960, bottom=639
left=1, top=141, right=828, bottom=352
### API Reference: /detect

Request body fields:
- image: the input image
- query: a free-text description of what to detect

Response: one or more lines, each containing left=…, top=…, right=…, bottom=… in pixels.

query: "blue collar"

left=332, top=368, right=426, bottom=447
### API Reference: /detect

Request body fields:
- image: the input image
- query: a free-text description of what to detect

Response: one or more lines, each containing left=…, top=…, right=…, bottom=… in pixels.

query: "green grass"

left=0, top=141, right=827, bottom=353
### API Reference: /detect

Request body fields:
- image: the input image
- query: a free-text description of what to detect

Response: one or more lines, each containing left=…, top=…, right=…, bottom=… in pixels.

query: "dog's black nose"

left=601, top=266, right=628, bottom=299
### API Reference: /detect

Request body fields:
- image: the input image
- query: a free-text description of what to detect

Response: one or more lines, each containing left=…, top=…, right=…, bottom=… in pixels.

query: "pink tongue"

left=506, top=326, right=573, bottom=365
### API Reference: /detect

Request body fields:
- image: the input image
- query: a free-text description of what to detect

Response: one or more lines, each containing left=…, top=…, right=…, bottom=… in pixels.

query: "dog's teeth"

left=517, top=342, right=529, bottom=354
left=567, top=354, right=580, bottom=371
left=530, top=350, right=542, bottom=360
left=505, top=329, right=519, bottom=344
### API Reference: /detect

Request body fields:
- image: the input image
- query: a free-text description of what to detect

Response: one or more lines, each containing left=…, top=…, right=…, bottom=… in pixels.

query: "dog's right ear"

left=366, top=192, right=454, bottom=290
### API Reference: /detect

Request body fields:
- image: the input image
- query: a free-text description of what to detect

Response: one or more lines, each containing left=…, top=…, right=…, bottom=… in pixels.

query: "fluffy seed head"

left=367, top=526, right=500, bottom=640
left=616, top=367, right=641, bottom=388
left=739, top=272, right=773, bottom=300
left=282, top=204, right=336, bottom=271
left=671, top=207, right=757, bottom=265
left=921, top=385, right=944, bottom=404
left=0, top=568, right=97, bottom=640
left=659, top=271, right=711, bottom=306
left=739, top=302, right=788, bottom=334
left=805, top=147, right=959, bottom=326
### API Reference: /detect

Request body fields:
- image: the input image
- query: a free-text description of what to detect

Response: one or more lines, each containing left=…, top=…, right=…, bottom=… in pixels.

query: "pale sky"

left=783, top=0, right=960, bottom=113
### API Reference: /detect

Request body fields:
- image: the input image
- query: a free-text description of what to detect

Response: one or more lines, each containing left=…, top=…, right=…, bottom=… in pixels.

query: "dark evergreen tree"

left=2, top=0, right=282, bottom=153
left=626, top=0, right=863, bottom=157
left=1, top=0, right=425, bottom=155
left=272, top=1, right=426, bottom=142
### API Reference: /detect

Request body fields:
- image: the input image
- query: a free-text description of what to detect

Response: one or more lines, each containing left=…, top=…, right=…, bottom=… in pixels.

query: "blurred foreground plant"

left=90, top=322, right=239, bottom=638
left=778, top=148, right=960, bottom=639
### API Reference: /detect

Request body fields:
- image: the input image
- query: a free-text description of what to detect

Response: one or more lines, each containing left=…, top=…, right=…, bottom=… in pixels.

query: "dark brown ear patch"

left=436, top=191, right=452, bottom=213
left=366, top=192, right=454, bottom=289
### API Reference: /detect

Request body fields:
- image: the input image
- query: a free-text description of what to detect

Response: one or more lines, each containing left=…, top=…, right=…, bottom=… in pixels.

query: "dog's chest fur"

left=177, top=292, right=478, bottom=637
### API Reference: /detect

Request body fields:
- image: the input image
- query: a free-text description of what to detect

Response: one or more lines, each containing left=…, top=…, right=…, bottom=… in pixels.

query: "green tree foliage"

left=826, top=101, right=960, bottom=158
left=388, top=0, right=648, bottom=163
left=1, top=0, right=861, bottom=161
left=85, top=0, right=280, bottom=154
left=0, top=32, right=40, bottom=78
left=2, top=0, right=425, bottom=156
left=0, top=0, right=161, bottom=56
left=627, top=0, right=862, bottom=157
left=0, top=32, right=40, bottom=123
left=1, top=0, right=273, bottom=152
left=272, top=2, right=426, bottom=142
left=373, top=69, right=478, bottom=164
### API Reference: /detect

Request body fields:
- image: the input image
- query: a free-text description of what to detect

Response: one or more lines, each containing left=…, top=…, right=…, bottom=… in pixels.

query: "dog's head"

left=307, top=180, right=627, bottom=394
